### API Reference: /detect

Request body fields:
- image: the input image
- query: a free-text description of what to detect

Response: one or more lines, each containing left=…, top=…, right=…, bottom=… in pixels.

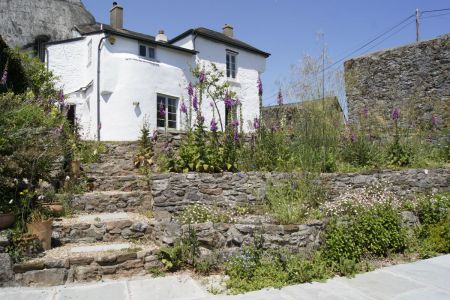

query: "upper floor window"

left=157, top=95, right=178, bottom=129
left=34, top=35, right=50, bottom=62
left=226, top=50, right=237, bottom=79
left=139, top=44, right=156, bottom=59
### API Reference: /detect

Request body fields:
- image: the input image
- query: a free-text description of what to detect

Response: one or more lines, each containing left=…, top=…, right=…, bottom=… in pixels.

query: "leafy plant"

left=265, top=175, right=325, bottom=224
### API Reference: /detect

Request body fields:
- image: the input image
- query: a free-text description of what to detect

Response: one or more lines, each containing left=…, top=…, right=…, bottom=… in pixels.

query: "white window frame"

left=139, top=43, right=156, bottom=60
left=87, top=39, right=92, bottom=66
left=157, top=94, right=178, bottom=130
left=226, top=50, right=238, bottom=79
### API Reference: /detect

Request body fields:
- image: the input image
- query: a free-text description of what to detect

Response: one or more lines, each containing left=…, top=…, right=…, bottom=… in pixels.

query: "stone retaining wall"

left=152, top=168, right=450, bottom=212
left=152, top=218, right=324, bottom=255
left=345, top=34, right=450, bottom=124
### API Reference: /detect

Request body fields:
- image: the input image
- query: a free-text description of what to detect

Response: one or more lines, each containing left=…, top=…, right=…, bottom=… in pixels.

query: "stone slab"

left=77, top=212, right=130, bottom=222
left=55, top=281, right=128, bottom=300
left=280, top=280, right=374, bottom=300
left=383, top=258, right=450, bottom=292
left=70, top=243, right=131, bottom=253
left=128, top=275, right=208, bottom=300
left=334, top=269, right=427, bottom=299
left=0, top=288, right=55, bottom=300
left=393, top=287, right=450, bottom=300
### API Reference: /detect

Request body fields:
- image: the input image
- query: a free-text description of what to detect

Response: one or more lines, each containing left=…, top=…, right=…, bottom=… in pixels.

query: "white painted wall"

left=47, top=31, right=267, bottom=141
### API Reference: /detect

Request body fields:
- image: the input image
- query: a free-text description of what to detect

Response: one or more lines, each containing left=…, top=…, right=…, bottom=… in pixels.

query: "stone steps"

left=84, top=159, right=139, bottom=177
left=89, top=175, right=149, bottom=192
left=12, top=242, right=160, bottom=287
left=52, top=212, right=154, bottom=245
left=71, top=191, right=152, bottom=213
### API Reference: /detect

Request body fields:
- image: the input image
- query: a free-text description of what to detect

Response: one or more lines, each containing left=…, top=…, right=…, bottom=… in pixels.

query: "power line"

left=322, top=13, right=415, bottom=72
left=421, top=12, right=450, bottom=19
left=421, top=8, right=450, bottom=14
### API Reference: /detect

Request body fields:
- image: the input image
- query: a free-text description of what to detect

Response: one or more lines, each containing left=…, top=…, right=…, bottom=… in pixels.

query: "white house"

left=46, top=2, right=270, bottom=141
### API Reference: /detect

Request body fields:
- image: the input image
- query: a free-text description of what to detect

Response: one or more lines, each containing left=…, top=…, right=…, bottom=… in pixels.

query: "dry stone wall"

left=345, top=34, right=450, bottom=124
left=152, top=168, right=450, bottom=212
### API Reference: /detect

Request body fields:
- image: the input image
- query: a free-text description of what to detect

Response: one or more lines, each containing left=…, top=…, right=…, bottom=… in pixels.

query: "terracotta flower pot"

left=27, top=219, right=53, bottom=251
left=0, top=213, right=15, bottom=230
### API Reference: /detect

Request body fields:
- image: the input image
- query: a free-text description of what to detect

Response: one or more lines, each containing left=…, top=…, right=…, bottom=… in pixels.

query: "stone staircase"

left=12, top=142, right=161, bottom=287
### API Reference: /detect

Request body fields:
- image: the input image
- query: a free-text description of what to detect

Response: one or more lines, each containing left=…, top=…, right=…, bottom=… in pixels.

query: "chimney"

left=110, top=2, right=123, bottom=29
left=155, top=30, right=168, bottom=43
left=222, top=24, right=234, bottom=38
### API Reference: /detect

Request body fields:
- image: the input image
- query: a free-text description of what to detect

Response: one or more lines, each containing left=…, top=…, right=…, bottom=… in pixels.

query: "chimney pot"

left=156, top=29, right=168, bottom=43
left=110, top=2, right=123, bottom=29
left=223, top=24, right=234, bottom=38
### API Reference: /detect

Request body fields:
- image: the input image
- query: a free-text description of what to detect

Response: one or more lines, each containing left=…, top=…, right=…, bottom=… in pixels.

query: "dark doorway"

left=67, top=104, right=76, bottom=130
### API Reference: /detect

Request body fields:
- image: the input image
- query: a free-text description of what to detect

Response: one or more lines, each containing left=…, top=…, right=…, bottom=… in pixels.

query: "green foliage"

left=412, top=193, right=450, bottom=258
left=322, top=204, right=407, bottom=262
left=265, top=175, right=325, bottom=224
left=134, top=118, right=154, bottom=172
left=225, top=246, right=333, bottom=294
left=157, top=226, right=201, bottom=271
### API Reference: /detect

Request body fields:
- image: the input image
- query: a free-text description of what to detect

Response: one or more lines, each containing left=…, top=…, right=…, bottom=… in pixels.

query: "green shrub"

left=322, top=204, right=407, bottom=262
left=265, top=175, right=325, bottom=224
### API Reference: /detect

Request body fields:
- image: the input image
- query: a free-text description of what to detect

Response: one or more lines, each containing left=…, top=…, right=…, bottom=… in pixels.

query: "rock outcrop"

left=0, top=0, right=95, bottom=49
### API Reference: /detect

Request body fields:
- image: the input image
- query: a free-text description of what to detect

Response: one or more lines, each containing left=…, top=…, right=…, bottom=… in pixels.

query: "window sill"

left=227, top=78, right=241, bottom=87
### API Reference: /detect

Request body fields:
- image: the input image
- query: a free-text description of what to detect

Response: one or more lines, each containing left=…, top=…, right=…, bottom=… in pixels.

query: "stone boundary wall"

left=152, top=168, right=450, bottom=212
left=344, top=34, right=450, bottom=124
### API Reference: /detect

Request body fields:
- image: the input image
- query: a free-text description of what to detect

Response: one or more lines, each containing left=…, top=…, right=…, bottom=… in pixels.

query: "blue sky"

left=82, top=0, right=450, bottom=106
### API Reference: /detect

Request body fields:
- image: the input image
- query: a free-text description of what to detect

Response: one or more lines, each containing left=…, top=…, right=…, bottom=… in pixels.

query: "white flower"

left=23, top=178, right=29, bottom=184
left=424, top=169, right=429, bottom=175
left=9, top=199, right=13, bottom=204
left=38, top=195, right=45, bottom=200
left=65, top=176, right=70, bottom=181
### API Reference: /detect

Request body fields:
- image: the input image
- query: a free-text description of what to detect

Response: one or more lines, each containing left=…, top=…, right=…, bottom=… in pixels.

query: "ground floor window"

left=157, top=95, right=178, bottom=129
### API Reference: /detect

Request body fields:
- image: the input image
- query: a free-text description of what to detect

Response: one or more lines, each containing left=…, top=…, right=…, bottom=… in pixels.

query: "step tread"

left=54, top=212, right=152, bottom=226
left=37, top=241, right=157, bottom=261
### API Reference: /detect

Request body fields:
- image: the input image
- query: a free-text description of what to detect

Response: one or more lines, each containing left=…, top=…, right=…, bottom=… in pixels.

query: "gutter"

left=97, top=34, right=109, bottom=141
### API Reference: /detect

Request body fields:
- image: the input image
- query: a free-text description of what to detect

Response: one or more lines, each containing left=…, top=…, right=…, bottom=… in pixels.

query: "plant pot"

left=0, top=213, right=15, bottom=230
left=27, top=219, right=53, bottom=251
left=70, top=160, right=81, bottom=177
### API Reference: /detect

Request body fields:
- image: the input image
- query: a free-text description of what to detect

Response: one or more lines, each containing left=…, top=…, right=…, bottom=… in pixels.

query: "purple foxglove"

left=257, top=77, right=263, bottom=97
left=187, top=82, right=194, bottom=97
left=210, top=118, right=218, bottom=132
left=391, top=108, right=400, bottom=121
left=253, top=117, right=260, bottom=129
left=199, top=68, right=206, bottom=83
left=193, top=95, right=198, bottom=111
left=180, top=101, right=187, bottom=114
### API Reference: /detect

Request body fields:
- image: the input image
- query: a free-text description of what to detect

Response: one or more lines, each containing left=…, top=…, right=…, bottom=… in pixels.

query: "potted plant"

left=26, top=208, right=53, bottom=251
left=0, top=201, right=15, bottom=230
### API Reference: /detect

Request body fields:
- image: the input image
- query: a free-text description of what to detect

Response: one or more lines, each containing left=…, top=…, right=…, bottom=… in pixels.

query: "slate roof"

left=170, top=27, right=270, bottom=58
left=75, top=23, right=197, bottom=55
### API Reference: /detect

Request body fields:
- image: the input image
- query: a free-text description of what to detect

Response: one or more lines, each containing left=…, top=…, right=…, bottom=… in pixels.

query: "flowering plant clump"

left=176, top=204, right=234, bottom=225
left=163, top=63, right=246, bottom=173
left=323, top=183, right=401, bottom=217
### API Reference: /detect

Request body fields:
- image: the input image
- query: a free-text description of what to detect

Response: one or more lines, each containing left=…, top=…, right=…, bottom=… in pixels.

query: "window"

left=139, top=44, right=156, bottom=59
left=226, top=51, right=237, bottom=79
left=87, top=40, right=92, bottom=66
left=157, top=95, right=178, bottom=129
left=34, top=35, right=50, bottom=62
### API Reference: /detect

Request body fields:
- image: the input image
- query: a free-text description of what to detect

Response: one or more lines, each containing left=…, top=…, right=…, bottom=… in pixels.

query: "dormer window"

left=226, top=50, right=237, bottom=79
left=139, top=44, right=155, bottom=59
